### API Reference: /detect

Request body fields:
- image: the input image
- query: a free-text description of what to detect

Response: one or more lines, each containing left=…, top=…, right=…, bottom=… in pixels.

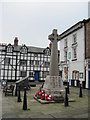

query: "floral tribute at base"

left=35, top=90, right=53, bottom=101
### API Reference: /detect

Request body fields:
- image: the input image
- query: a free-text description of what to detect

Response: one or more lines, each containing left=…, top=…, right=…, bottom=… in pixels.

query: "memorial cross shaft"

left=48, top=29, right=61, bottom=76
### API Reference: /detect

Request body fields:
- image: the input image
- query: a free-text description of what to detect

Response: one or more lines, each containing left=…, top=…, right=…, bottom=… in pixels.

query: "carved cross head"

left=48, top=29, right=61, bottom=42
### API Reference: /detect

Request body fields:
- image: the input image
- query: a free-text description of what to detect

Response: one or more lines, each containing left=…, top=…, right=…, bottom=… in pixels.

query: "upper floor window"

left=35, top=60, right=39, bottom=66
left=73, top=34, right=77, bottom=43
left=44, top=62, right=50, bottom=66
left=34, top=54, right=38, bottom=57
left=6, top=44, right=13, bottom=53
left=43, top=47, right=51, bottom=56
left=73, top=47, right=77, bottom=59
left=5, top=57, right=10, bottom=65
left=20, top=60, right=27, bottom=66
left=30, top=60, right=34, bottom=65
left=64, top=51, right=67, bottom=62
left=20, top=45, right=28, bottom=54
left=64, top=39, right=68, bottom=48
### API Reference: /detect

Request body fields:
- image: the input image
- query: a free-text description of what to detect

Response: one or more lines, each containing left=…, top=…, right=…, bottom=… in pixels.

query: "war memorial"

left=0, top=29, right=89, bottom=119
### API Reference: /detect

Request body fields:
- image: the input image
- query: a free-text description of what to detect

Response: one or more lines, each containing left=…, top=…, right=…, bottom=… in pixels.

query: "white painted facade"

left=59, top=23, right=86, bottom=87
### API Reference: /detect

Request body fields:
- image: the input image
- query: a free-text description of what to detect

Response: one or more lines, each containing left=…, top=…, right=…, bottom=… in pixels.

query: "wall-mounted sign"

left=68, top=52, right=71, bottom=59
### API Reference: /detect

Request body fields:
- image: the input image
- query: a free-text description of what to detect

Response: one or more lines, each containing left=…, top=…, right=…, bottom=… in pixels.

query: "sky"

left=0, top=0, right=89, bottom=49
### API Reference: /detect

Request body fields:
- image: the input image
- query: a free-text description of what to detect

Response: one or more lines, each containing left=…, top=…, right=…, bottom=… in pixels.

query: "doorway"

left=35, top=71, right=39, bottom=81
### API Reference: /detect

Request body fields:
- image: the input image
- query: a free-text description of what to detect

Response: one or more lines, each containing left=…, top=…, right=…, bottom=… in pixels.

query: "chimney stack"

left=49, top=42, right=52, bottom=49
left=14, top=37, right=18, bottom=46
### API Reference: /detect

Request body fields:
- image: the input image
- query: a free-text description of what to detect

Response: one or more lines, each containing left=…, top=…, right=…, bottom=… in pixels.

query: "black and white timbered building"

left=0, top=38, right=60, bottom=84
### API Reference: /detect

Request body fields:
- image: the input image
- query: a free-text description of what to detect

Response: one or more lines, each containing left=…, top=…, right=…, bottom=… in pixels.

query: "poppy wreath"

left=35, top=90, right=45, bottom=99
left=35, top=91, right=42, bottom=99
left=41, top=93, right=45, bottom=100
left=41, top=90, right=45, bottom=94
left=35, top=91, right=40, bottom=97
left=46, top=95, right=53, bottom=101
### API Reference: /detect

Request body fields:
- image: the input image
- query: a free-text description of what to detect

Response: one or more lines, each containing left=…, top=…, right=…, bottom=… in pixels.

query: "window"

left=72, top=70, right=79, bottom=80
left=44, top=62, right=50, bottom=66
left=88, top=64, right=90, bottom=69
left=6, top=44, right=13, bottom=53
left=5, top=57, right=10, bottom=65
left=64, top=39, right=67, bottom=47
left=29, top=72, right=34, bottom=77
left=35, top=60, right=39, bottom=66
left=73, top=34, right=77, bottom=43
left=20, top=45, right=28, bottom=54
left=72, top=47, right=77, bottom=60
left=20, top=71, right=27, bottom=77
left=73, top=47, right=77, bottom=59
left=34, top=54, right=38, bottom=57
left=64, top=51, right=67, bottom=61
left=30, top=60, right=34, bottom=65
left=43, top=47, right=51, bottom=56
left=20, top=60, right=27, bottom=66
left=79, top=73, right=83, bottom=79
left=42, top=71, right=49, bottom=78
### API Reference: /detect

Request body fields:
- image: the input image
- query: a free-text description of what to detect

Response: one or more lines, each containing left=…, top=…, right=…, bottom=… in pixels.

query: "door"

left=88, top=71, right=90, bottom=89
left=35, top=71, right=39, bottom=81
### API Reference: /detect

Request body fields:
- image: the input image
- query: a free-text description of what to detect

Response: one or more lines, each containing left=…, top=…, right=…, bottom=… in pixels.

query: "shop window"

left=72, top=70, right=79, bottom=80
left=79, top=73, right=83, bottom=79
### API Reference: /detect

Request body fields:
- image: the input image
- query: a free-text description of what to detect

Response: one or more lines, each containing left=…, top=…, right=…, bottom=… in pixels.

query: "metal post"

left=17, top=86, right=22, bottom=102
left=65, top=87, right=69, bottom=107
left=23, top=87, right=27, bottom=110
left=67, top=82, right=70, bottom=94
left=79, top=83, right=82, bottom=97
left=15, top=85, right=17, bottom=96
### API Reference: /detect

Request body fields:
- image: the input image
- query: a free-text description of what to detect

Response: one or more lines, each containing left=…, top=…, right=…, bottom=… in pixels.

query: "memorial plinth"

left=42, top=29, right=65, bottom=100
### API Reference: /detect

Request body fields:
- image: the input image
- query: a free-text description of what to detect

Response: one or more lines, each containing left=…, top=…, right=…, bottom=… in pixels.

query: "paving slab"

left=0, top=83, right=89, bottom=119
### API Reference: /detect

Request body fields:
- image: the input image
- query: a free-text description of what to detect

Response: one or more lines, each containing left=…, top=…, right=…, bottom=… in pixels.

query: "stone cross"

left=48, top=29, right=61, bottom=76
left=42, top=29, right=64, bottom=99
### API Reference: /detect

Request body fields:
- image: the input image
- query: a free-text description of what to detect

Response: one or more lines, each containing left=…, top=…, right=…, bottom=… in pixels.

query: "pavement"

left=0, top=82, right=89, bottom=119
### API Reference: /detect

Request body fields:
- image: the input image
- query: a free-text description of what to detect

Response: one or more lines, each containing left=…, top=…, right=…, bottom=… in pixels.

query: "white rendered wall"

left=60, top=26, right=85, bottom=82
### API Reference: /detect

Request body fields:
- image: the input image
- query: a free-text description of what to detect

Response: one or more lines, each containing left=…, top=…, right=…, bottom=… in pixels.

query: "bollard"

left=15, top=85, right=17, bottom=96
left=65, top=87, right=69, bottom=107
left=17, top=86, right=22, bottom=102
left=79, top=84, right=82, bottom=97
left=67, top=82, right=70, bottom=94
left=23, top=87, right=27, bottom=110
